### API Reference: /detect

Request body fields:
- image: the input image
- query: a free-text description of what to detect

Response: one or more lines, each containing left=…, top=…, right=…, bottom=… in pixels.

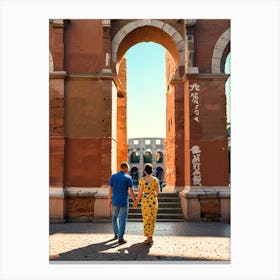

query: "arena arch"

left=130, top=150, right=140, bottom=164
left=130, top=167, right=139, bottom=186
left=156, top=167, right=164, bottom=181
left=143, top=150, right=152, bottom=163
left=212, top=28, right=231, bottom=73
left=156, top=151, right=164, bottom=163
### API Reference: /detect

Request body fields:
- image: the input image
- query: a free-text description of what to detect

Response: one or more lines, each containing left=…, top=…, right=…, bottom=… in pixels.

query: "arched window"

left=130, top=167, right=139, bottom=186
left=156, top=167, right=164, bottom=182
left=156, top=151, right=164, bottom=163
left=143, top=150, right=152, bottom=163
left=130, top=151, right=140, bottom=163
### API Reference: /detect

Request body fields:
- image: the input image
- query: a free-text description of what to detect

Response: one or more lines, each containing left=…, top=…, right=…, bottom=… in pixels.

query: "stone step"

left=158, top=197, right=181, bottom=202
left=130, top=197, right=180, bottom=203
left=129, top=207, right=182, bottom=214
left=158, top=192, right=179, bottom=196
left=158, top=201, right=181, bottom=207
left=132, top=192, right=179, bottom=197
left=129, top=202, right=181, bottom=208
left=128, top=212, right=184, bottom=220
left=127, top=218, right=184, bottom=222
left=128, top=192, right=184, bottom=222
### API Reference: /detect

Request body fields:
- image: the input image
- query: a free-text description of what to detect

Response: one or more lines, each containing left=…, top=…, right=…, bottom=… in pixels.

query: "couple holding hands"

left=108, top=162, right=159, bottom=245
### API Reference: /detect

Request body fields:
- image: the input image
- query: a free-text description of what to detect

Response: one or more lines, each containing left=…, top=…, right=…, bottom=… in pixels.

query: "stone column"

left=180, top=73, right=230, bottom=222
left=49, top=19, right=66, bottom=223
left=166, top=77, right=186, bottom=192
left=116, top=57, right=128, bottom=168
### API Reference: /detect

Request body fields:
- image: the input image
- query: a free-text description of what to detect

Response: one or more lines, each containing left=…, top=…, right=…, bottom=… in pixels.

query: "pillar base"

left=49, top=186, right=112, bottom=223
left=49, top=187, right=66, bottom=223
left=179, top=187, right=230, bottom=223
left=93, top=186, right=112, bottom=220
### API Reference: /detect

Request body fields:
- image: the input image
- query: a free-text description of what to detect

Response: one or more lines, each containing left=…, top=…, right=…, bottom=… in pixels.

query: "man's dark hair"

left=120, top=162, right=129, bottom=169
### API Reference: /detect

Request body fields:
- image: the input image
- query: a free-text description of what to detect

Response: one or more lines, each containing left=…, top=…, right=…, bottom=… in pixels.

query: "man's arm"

left=129, top=187, right=136, bottom=201
left=108, top=186, right=112, bottom=209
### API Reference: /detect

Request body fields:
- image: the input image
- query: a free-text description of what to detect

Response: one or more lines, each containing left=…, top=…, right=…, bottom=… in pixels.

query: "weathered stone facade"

left=49, top=19, right=230, bottom=223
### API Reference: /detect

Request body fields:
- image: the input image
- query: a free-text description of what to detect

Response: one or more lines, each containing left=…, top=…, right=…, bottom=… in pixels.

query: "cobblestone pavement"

left=49, top=222, right=230, bottom=263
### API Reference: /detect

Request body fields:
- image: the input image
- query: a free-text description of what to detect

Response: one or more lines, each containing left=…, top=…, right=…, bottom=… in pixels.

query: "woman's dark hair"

left=144, top=163, right=153, bottom=175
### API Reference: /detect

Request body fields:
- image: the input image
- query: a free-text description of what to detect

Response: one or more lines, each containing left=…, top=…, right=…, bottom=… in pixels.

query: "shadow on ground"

left=50, top=236, right=226, bottom=262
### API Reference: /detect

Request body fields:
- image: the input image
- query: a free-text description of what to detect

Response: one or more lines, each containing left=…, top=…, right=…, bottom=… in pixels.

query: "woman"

left=133, top=163, right=159, bottom=245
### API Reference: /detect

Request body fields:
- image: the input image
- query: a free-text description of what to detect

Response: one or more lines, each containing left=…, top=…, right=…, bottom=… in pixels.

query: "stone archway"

left=112, top=19, right=185, bottom=73
left=212, top=28, right=231, bottom=73
left=112, top=19, right=187, bottom=190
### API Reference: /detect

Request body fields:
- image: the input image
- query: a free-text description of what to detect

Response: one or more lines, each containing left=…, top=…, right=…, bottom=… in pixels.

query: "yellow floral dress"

left=139, top=176, right=159, bottom=237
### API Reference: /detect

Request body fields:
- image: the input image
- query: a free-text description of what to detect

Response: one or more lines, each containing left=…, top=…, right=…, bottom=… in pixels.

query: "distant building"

left=128, top=137, right=165, bottom=189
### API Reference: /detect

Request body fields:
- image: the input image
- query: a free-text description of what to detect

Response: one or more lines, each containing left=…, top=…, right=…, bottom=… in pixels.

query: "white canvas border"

left=0, top=0, right=279, bottom=279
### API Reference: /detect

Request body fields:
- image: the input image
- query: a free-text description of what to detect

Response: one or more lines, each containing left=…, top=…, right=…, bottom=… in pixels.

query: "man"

left=108, top=162, right=136, bottom=244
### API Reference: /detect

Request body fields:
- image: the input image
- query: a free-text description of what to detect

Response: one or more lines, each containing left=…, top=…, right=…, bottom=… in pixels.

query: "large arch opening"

left=114, top=20, right=183, bottom=190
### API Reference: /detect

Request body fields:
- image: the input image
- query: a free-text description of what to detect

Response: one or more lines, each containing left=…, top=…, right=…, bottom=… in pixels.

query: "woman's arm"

left=133, top=179, right=143, bottom=207
left=155, top=178, right=159, bottom=195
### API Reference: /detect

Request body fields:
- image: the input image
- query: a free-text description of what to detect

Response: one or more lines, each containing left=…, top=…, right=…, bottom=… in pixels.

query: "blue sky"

left=126, top=42, right=231, bottom=139
left=126, top=42, right=166, bottom=139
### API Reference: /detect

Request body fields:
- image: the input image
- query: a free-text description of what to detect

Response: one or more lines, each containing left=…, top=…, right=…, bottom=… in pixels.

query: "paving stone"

left=49, top=221, right=230, bottom=263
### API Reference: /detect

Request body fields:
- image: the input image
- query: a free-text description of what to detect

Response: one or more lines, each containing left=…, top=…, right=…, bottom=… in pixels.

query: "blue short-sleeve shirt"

left=109, top=171, right=133, bottom=206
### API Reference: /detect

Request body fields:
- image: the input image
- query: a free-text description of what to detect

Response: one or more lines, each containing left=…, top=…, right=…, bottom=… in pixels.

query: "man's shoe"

left=118, top=239, right=127, bottom=245
left=113, top=235, right=118, bottom=240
